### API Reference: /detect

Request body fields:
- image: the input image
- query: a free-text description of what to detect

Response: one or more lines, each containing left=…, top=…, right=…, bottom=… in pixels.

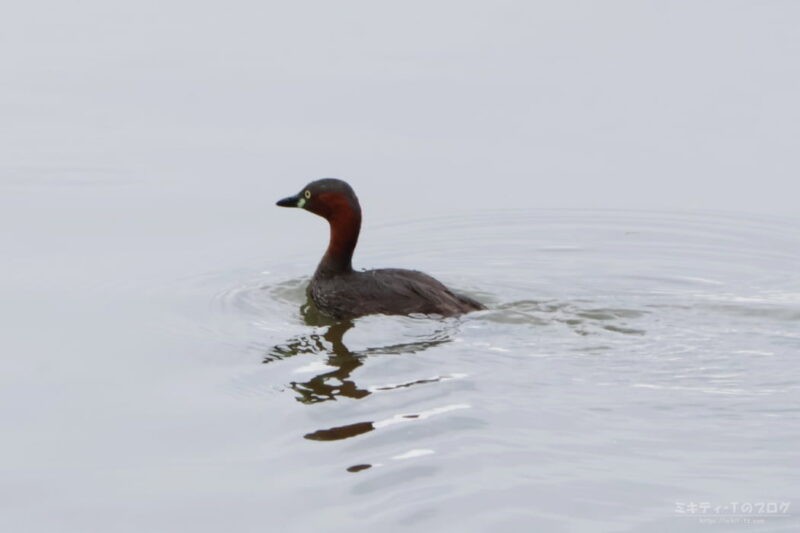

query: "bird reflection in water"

left=273, top=318, right=369, bottom=404
left=264, top=296, right=456, bottom=442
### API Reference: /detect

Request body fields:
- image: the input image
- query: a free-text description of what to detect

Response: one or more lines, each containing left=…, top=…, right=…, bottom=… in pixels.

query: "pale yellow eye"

left=304, top=190, right=311, bottom=199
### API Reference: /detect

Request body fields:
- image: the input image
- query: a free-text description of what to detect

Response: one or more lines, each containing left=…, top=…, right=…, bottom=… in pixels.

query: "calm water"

left=2, top=177, right=797, bottom=531
left=3, top=4, right=800, bottom=530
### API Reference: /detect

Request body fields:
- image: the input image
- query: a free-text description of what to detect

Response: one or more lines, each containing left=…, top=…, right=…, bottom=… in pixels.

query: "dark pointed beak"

left=276, top=193, right=301, bottom=207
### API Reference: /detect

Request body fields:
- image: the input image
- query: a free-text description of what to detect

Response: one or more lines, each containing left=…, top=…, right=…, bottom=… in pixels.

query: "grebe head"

left=276, top=178, right=360, bottom=220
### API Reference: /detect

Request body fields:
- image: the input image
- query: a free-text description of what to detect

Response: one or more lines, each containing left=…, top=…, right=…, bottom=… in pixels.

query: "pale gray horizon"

left=2, top=1, right=798, bottom=217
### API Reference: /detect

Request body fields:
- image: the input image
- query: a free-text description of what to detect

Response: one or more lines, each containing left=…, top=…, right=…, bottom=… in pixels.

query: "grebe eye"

left=304, top=190, right=311, bottom=199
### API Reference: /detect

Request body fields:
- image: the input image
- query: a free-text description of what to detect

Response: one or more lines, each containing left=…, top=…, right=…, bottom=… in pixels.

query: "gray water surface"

left=3, top=2, right=800, bottom=531
left=3, top=183, right=797, bottom=532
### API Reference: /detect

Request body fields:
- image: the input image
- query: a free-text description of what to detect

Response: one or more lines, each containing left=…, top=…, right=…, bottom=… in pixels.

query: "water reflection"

left=289, top=321, right=371, bottom=404
left=265, top=298, right=454, bottom=408
left=305, top=420, right=376, bottom=441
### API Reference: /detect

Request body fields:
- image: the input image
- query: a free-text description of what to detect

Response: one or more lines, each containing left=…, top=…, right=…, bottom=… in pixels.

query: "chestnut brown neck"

left=314, top=193, right=362, bottom=278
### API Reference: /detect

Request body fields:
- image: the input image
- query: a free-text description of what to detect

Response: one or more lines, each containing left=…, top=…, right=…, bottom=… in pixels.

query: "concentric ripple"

left=171, top=208, right=800, bottom=526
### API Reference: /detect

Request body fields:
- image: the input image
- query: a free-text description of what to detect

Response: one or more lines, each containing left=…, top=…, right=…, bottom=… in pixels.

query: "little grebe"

left=276, top=178, right=485, bottom=319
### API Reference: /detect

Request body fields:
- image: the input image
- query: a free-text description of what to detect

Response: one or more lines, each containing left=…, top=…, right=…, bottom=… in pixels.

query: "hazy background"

left=2, top=0, right=798, bottom=218
left=2, top=2, right=800, bottom=532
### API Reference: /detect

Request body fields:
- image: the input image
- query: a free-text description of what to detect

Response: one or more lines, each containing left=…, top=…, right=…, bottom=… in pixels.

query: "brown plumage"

left=276, top=178, right=485, bottom=319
